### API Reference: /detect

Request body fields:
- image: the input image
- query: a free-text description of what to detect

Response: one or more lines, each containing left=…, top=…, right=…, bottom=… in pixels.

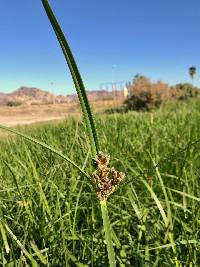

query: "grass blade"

left=168, top=188, right=200, bottom=202
left=141, top=179, right=168, bottom=226
left=0, top=222, right=10, bottom=254
left=0, top=124, right=89, bottom=179
left=4, top=224, right=38, bottom=266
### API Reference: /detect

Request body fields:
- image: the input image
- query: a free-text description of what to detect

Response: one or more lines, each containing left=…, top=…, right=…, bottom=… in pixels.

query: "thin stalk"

left=0, top=222, right=10, bottom=254
left=100, top=200, right=116, bottom=267
left=41, top=0, right=100, bottom=156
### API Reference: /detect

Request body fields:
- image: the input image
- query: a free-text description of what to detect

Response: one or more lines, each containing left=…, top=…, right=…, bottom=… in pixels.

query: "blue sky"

left=0, top=0, right=200, bottom=95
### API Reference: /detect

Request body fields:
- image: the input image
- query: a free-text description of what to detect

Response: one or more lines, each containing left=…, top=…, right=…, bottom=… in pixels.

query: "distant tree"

left=189, top=66, right=196, bottom=81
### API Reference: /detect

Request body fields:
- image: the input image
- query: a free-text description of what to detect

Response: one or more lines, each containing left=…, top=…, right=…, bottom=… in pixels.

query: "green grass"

left=0, top=99, right=200, bottom=266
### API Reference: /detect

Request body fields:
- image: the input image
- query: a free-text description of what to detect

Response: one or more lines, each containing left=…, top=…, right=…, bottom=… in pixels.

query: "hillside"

left=1, top=87, right=70, bottom=105
left=0, top=86, right=122, bottom=106
left=0, top=93, right=7, bottom=104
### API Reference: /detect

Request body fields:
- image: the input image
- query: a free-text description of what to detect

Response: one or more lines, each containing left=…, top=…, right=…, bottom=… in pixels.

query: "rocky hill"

left=0, top=93, right=7, bottom=105
left=0, top=86, right=122, bottom=106
left=0, top=87, right=70, bottom=106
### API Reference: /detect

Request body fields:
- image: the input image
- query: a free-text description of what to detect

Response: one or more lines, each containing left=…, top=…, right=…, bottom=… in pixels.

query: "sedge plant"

left=0, top=0, right=125, bottom=266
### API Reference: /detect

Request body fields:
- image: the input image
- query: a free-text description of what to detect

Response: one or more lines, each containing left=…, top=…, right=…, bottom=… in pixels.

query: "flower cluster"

left=92, top=152, right=125, bottom=200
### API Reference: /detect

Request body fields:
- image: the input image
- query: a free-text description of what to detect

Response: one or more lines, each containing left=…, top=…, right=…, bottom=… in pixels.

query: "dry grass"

left=0, top=98, right=123, bottom=127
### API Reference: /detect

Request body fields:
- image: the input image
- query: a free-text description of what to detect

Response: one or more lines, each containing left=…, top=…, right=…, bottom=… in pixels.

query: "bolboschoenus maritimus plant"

left=0, top=0, right=125, bottom=266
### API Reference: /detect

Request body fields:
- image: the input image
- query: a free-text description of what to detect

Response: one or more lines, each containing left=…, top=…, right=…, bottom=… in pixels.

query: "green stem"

left=100, top=200, right=116, bottom=267
left=41, top=0, right=100, bottom=156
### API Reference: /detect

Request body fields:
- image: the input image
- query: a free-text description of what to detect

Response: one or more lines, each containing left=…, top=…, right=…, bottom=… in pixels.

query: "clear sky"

left=0, top=0, right=200, bottom=95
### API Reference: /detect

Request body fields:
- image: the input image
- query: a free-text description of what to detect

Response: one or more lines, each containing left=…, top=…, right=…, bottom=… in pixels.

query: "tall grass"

left=0, top=99, right=200, bottom=265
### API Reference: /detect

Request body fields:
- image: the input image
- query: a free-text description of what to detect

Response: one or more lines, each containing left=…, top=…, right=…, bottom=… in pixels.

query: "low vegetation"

left=124, top=75, right=199, bottom=111
left=0, top=99, right=200, bottom=266
left=6, top=101, right=22, bottom=107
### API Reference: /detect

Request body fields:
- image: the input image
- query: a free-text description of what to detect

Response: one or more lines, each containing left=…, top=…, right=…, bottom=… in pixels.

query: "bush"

left=171, top=83, right=199, bottom=100
left=124, top=76, right=200, bottom=112
left=6, top=101, right=22, bottom=107
left=124, top=75, right=170, bottom=111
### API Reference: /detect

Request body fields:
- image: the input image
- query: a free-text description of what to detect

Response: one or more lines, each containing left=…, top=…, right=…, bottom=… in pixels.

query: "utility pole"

left=50, top=82, right=55, bottom=104
left=112, top=65, right=117, bottom=104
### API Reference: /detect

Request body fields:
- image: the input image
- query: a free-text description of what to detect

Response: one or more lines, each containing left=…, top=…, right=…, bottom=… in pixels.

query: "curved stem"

left=41, top=0, right=100, bottom=156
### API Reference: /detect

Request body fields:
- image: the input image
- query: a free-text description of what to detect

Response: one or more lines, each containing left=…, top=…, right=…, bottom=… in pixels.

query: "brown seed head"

left=94, top=152, right=110, bottom=169
left=92, top=152, right=125, bottom=201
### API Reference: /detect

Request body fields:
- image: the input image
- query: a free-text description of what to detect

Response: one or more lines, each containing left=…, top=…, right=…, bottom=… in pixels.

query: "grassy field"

left=0, top=99, right=200, bottom=266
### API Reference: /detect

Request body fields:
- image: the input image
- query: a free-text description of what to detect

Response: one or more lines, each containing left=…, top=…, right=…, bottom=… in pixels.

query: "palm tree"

left=189, top=66, right=196, bottom=81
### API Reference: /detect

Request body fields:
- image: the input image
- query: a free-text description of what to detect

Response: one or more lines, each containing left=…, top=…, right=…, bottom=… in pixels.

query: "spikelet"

left=92, top=152, right=125, bottom=200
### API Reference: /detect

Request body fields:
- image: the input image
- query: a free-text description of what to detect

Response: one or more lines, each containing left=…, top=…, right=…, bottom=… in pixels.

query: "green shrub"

left=124, top=75, right=170, bottom=111
left=171, top=83, right=200, bottom=100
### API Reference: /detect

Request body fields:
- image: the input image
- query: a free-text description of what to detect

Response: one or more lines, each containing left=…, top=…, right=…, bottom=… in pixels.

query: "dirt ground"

left=0, top=99, right=122, bottom=127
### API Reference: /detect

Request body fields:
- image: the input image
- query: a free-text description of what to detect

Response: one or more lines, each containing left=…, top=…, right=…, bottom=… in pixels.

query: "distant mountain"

left=0, top=86, right=122, bottom=106
left=0, top=87, right=70, bottom=106
left=0, top=93, right=7, bottom=105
